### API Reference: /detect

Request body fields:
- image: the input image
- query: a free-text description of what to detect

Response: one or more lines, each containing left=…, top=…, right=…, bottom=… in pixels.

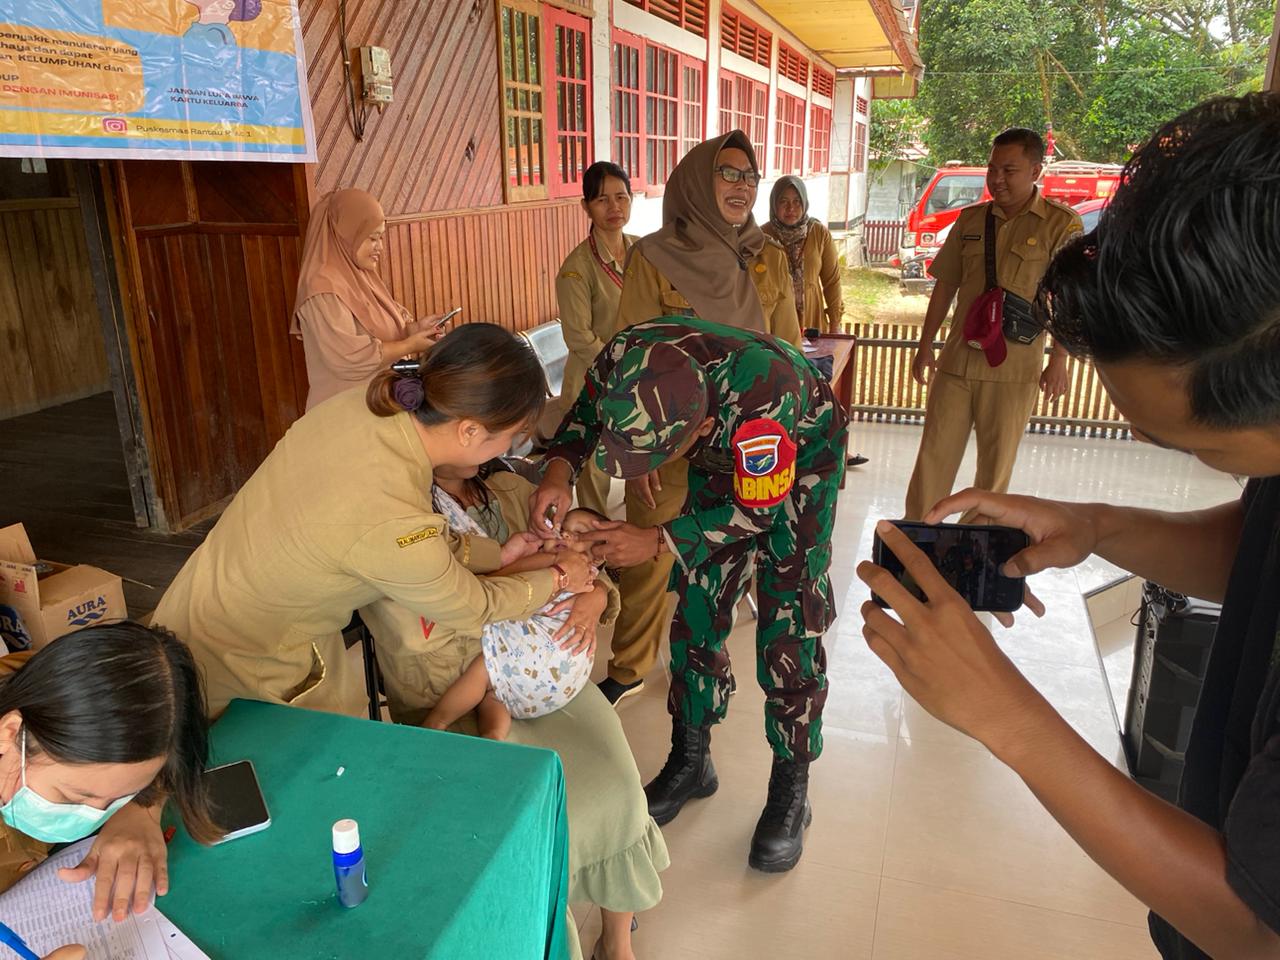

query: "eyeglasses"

left=714, top=165, right=761, bottom=187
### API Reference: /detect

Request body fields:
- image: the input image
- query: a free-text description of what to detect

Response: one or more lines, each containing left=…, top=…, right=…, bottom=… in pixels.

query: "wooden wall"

left=301, top=0, right=589, bottom=332
left=0, top=200, right=109, bottom=419
left=302, top=0, right=505, bottom=215
left=383, top=202, right=585, bottom=331
left=113, top=160, right=308, bottom=529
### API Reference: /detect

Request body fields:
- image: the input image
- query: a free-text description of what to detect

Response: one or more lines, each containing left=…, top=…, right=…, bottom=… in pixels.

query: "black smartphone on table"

left=203, top=759, right=271, bottom=843
left=871, top=521, right=1030, bottom=612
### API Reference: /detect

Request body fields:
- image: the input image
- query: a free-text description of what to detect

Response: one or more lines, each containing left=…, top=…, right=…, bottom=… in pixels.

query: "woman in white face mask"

left=0, top=622, right=217, bottom=957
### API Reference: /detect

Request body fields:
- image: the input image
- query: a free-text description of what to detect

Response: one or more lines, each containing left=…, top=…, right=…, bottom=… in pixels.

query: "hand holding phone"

left=434, top=306, right=462, bottom=327
left=871, top=520, right=1030, bottom=612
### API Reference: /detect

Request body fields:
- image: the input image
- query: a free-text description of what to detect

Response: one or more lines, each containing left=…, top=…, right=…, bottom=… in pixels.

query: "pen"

left=0, top=920, right=41, bottom=960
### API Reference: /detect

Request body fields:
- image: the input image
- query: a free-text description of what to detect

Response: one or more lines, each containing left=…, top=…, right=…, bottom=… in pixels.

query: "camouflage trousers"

left=666, top=465, right=840, bottom=762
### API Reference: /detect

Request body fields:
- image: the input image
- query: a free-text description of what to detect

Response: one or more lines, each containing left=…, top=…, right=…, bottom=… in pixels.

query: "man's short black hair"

left=992, top=127, right=1045, bottom=165
left=1038, top=94, right=1280, bottom=428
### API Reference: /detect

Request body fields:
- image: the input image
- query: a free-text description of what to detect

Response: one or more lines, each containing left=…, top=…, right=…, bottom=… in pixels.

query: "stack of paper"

left=0, top=838, right=208, bottom=960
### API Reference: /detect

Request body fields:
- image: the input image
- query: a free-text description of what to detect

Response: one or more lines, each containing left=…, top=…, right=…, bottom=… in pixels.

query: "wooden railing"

left=863, top=220, right=905, bottom=262
left=849, top=321, right=1131, bottom=439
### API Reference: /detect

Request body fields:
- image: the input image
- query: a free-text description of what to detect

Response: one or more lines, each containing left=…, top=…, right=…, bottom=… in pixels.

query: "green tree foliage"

left=908, top=0, right=1272, bottom=165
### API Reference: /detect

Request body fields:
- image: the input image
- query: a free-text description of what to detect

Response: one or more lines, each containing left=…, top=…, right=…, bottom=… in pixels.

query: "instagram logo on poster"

left=102, top=117, right=128, bottom=134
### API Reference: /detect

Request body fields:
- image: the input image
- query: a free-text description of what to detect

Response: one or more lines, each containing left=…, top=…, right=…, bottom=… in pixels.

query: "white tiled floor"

left=580, top=421, right=1243, bottom=959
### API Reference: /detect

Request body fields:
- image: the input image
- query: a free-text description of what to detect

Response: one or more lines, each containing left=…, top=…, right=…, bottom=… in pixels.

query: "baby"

left=425, top=507, right=609, bottom=740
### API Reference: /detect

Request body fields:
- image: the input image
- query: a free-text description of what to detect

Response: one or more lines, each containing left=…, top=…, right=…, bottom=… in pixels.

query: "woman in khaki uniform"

left=762, top=176, right=844, bottom=334
left=291, top=189, right=446, bottom=412
left=362, top=463, right=665, bottom=960
left=554, top=162, right=638, bottom=515
left=582, top=131, right=801, bottom=704
left=154, top=325, right=598, bottom=719
left=0, top=623, right=218, bottom=956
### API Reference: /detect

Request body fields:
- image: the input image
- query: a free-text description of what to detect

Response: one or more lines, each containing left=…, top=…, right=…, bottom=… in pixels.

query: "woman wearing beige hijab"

left=591, top=131, right=800, bottom=707
left=291, top=189, right=446, bottom=411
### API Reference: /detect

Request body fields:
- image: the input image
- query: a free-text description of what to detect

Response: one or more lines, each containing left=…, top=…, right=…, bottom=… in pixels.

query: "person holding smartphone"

left=291, top=188, right=452, bottom=411
left=860, top=95, right=1280, bottom=960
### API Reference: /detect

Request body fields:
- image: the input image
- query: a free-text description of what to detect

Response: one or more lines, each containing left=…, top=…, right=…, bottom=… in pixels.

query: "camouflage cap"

left=593, top=341, right=710, bottom=479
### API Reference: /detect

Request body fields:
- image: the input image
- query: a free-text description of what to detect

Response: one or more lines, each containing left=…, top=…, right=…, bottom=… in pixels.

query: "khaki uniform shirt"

left=295, top=293, right=414, bottom=412
left=0, top=652, right=49, bottom=894
left=555, top=234, right=636, bottom=419
left=153, top=389, right=558, bottom=718
left=932, top=191, right=1082, bottom=383
left=616, top=242, right=803, bottom=348
left=359, top=471, right=621, bottom=727
left=762, top=221, right=845, bottom=333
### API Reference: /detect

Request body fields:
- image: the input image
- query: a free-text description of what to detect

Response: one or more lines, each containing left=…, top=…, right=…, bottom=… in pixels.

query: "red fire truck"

left=899, top=159, right=1122, bottom=262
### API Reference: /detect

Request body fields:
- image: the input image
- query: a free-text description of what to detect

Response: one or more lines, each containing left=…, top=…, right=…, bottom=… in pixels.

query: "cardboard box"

left=0, top=524, right=127, bottom=651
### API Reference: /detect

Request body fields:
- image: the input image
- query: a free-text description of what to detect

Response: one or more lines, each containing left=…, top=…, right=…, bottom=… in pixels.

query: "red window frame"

left=813, top=66, right=834, bottom=99
left=644, top=43, right=680, bottom=189
left=611, top=29, right=706, bottom=191
left=720, top=5, right=772, bottom=68
left=777, top=42, right=809, bottom=88
left=808, top=104, right=831, bottom=174
left=719, top=70, right=768, bottom=173
left=680, top=56, right=705, bottom=158
left=543, top=6, right=592, bottom=199
left=774, top=91, right=804, bottom=176
left=622, top=0, right=709, bottom=37
left=612, top=31, right=643, bottom=192
left=853, top=119, right=868, bottom=173
left=856, top=95, right=869, bottom=116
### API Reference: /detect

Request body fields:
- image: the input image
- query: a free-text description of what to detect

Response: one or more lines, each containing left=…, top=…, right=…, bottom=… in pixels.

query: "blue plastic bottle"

left=332, top=818, right=369, bottom=907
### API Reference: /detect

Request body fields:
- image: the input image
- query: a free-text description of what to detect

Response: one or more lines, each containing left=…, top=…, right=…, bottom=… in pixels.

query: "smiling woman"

left=581, top=130, right=802, bottom=707
left=290, top=189, right=449, bottom=411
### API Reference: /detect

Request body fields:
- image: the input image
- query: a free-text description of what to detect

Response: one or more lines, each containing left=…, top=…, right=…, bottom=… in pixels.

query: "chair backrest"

left=519, top=320, right=568, bottom=399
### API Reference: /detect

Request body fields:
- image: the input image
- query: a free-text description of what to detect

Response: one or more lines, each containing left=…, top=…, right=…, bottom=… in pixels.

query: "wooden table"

left=807, top=333, right=858, bottom=486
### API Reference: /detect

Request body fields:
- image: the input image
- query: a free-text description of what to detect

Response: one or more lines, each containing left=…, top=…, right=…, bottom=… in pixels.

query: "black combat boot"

left=643, top=721, right=717, bottom=826
left=748, top=757, right=812, bottom=872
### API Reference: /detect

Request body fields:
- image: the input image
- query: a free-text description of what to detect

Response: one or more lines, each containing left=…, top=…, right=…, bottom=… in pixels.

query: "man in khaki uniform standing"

left=903, top=127, right=1082, bottom=521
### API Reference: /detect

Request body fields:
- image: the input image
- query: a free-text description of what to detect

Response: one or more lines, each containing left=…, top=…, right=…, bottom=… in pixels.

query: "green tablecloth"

left=163, top=699, right=569, bottom=959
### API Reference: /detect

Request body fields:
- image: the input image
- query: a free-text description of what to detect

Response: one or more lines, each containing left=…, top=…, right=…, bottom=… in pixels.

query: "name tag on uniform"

left=963, top=234, right=981, bottom=241
left=396, top=526, right=441, bottom=548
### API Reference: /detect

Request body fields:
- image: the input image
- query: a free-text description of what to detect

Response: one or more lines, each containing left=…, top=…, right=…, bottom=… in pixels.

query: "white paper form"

left=0, top=838, right=171, bottom=960
left=154, top=915, right=209, bottom=960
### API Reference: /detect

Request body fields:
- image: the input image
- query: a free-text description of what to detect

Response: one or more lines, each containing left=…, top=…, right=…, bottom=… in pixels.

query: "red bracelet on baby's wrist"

left=551, top=563, right=567, bottom=591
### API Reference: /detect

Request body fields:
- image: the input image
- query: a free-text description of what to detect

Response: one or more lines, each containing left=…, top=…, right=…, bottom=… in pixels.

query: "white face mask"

left=0, top=730, right=135, bottom=844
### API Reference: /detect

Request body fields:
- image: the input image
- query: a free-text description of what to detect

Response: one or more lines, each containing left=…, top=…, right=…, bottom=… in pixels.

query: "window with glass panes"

left=645, top=44, right=680, bottom=187
left=498, top=1, right=545, bottom=200
left=809, top=104, right=831, bottom=173
left=719, top=71, right=767, bottom=171
left=774, top=92, right=804, bottom=176
left=612, top=31, right=643, bottom=188
left=612, top=30, right=705, bottom=189
left=544, top=6, right=591, bottom=198
left=680, top=58, right=704, bottom=158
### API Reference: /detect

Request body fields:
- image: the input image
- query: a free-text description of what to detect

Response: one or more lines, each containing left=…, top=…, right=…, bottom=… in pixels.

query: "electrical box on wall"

left=355, top=46, right=393, bottom=107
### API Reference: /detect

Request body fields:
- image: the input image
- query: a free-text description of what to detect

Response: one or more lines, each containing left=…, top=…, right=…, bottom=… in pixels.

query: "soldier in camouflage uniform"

left=533, top=316, right=848, bottom=872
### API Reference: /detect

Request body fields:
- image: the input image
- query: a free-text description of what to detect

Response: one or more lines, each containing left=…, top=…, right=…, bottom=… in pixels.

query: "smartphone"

left=872, top=521, right=1030, bottom=612
left=203, top=760, right=271, bottom=844
left=436, top=306, right=462, bottom=327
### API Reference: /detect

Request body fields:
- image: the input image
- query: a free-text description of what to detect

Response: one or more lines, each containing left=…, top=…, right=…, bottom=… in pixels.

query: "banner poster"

left=0, top=0, right=315, bottom=161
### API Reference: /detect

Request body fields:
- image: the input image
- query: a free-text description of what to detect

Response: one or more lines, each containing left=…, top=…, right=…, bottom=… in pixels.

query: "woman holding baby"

left=154, top=323, right=662, bottom=960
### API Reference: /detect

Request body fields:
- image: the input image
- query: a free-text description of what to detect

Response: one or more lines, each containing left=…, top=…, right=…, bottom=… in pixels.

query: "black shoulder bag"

left=985, top=205, right=1042, bottom=345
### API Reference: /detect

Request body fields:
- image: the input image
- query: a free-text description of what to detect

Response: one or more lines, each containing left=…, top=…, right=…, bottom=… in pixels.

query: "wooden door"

left=108, top=160, right=310, bottom=531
